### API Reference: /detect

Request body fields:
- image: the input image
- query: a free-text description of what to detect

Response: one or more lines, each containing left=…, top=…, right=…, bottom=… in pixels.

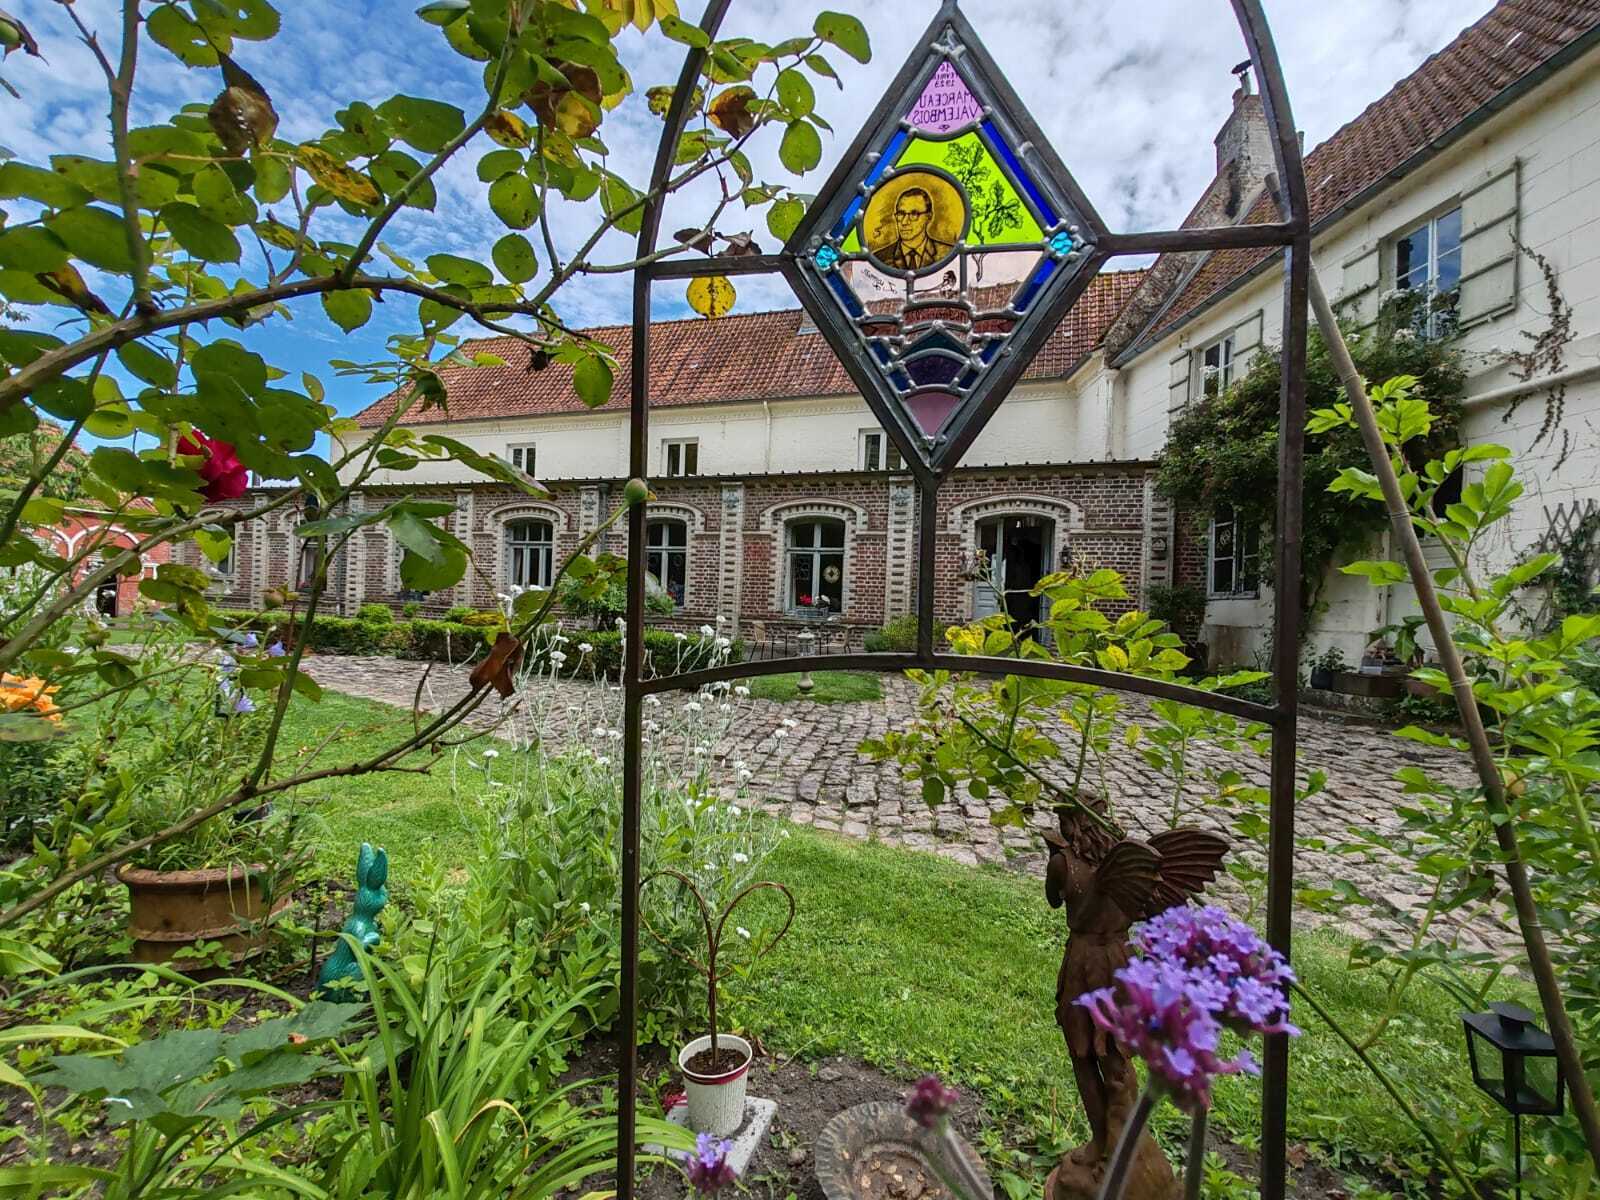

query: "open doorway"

left=973, top=513, right=1054, bottom=630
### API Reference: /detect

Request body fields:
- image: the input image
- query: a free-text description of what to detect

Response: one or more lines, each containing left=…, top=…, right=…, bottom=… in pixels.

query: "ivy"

left=1155, top=298, right=1466, bottom=616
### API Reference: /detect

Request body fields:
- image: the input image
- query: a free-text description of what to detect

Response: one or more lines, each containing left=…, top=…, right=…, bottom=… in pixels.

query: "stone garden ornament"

left=617, top=2, right=1313, bottom=1197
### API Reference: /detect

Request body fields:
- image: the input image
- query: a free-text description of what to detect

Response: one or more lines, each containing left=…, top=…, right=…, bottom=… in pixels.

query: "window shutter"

left=1458, top=159, right=1519, bottom=328
left=1336, top=244, right=1381, bottom=331
left=1232, top=310, right=1264, bottom=371
left=1168, top=350, right=1192, bottom=412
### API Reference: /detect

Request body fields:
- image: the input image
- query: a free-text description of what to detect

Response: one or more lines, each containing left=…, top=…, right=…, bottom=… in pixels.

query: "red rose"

left=177, top=432, right=248, bottom=502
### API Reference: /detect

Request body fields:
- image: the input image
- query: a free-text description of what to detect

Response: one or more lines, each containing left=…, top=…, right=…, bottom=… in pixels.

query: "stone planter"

left=678, top=1033, right=753, bottom=1136
left=118, top=863, right=291, bottom=966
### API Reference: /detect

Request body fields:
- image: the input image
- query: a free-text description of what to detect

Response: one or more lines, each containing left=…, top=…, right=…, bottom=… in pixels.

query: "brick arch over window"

left=946, top=495, right=1084, bottom=610
left=480, top=502, right=569, bottom=592
left=760, top=500, right=867, bottom=617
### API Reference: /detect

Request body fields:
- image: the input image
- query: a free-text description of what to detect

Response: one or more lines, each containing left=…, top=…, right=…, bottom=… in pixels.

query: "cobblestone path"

left=301, top=654, right=1503, bottom=952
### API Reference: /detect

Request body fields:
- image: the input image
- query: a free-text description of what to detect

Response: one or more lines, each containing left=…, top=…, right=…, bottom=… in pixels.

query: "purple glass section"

left=905, top=353, right=965, bottom=387
left=908, top=62, right=983, bottom=134
left=905, top=389, right=959, bottom=436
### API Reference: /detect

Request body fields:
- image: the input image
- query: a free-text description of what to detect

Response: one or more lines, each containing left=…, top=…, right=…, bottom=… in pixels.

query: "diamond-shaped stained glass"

left=786, top=6, right=1108, bottom=475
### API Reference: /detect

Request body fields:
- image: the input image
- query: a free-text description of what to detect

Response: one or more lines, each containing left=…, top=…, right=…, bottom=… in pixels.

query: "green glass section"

left=894, top=133, right=1043, bottom=246
left=843, top=228, right=861, bottom=252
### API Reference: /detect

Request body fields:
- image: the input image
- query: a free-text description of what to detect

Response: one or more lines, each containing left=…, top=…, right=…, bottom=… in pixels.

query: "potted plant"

left=115, top=649, right=299, bottom=967
left=641, top=870, right=794, bottom=1136
left=1308, top=645, right=1346, bottom=690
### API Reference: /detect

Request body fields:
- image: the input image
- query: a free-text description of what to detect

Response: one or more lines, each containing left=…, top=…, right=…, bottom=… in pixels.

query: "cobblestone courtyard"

left=302, top=654, right=1501, bottom=951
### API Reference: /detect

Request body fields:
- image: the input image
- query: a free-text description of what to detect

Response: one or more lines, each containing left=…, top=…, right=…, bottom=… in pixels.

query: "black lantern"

left=1463, top=1002, right=1564, bottom=1199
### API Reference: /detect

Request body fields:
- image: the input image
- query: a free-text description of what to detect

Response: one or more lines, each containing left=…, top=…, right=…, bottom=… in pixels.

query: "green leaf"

left=85, top=404, right=135, bottom=439
left=377, top=95, right=467, bottom=153
left=488, top=173, right=539, bottom=229
left=45, top=207, right=136, bottom=274
left=599, top=174, right=642, bottom=234
left=476, top=149, right=523, bottom=182
left=658, top=14, right=709, bottom=47
left=419, top=434, right=550, bottom=497
left=322, top=288, right=374, bottom=333
left=572, top=352, right=613, bottom=408
left=491, top=233, right=537, bottom=283
left=147, top=5, right=224, bottom=66
left=33, top=376, right=92, bottom=421
left=0, top=226, right=68, bottom=275
left=194, top=164, right=257, bottom=225
left=400, top=545, right=467, bottom=591
left=425, top=253, right=491, bottom=287
left=805, top=53, right=841, bottom=89
left=1340, top=559, right=1409, bottom=586
left=160, top=202, right=242, bottom=262
left=776, top=68, right=815, bottom=119
left=116, top=341, right=178, bottom=389
left=778, top=121, right=822, bottom=174
left=812, top=11, right=869, bottom=63
left=194, top=0, right=280, bottom=40
left=766, top=197, right=804, bottom=242
left=0, top=163, right=91, bottom=209
left=388, top=510, right=446, bottom=563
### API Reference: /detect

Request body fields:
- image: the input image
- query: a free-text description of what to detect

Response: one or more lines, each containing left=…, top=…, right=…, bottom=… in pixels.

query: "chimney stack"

left=1213, top=62, right=1273, bottom=217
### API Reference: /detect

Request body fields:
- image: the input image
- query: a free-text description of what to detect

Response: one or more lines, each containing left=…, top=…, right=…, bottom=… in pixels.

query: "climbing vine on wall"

left=1155, top=297, right=1466, bottom=614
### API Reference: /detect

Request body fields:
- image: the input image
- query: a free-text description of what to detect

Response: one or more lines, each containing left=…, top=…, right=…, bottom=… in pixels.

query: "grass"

left=741, top=671, right=882, bottom=703
left=259, top=692, right=1512, bottom=1186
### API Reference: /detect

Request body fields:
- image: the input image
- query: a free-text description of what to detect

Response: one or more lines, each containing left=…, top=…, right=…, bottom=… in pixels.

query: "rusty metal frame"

left=621, top=3, right=1310, bottom=1197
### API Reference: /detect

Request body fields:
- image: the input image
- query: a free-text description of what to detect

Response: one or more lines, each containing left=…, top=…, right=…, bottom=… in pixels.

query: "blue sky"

left=3, top=0, right=1496, bottom=431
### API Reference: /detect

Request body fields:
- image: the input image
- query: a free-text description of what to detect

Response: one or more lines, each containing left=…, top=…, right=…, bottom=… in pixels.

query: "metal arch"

left=620, top=5, right=1312, bottom=1200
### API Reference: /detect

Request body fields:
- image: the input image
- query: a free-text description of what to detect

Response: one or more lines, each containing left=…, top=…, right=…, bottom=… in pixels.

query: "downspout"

left=1102, top=363, right=1122, bottom=462
left=763, top=400, right=773, bottom=471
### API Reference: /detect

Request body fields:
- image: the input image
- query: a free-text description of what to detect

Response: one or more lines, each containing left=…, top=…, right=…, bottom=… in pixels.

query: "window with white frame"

left=506, top=443, right=536, bottom=474
left=506, top=518, right=554, bottom=589
left=1393, top=206, right=1462, bottom=338
left=1208, top=509, right=1260, bottom=597
left=645, top=518, right=687, bottom=605
left=785, top=518, right=845, bottom=613
left=859, top=429, right=903, bottom=471
left=1197, top=334, right=1235, bottom=401
left=662, top=439, right=698, bottom=477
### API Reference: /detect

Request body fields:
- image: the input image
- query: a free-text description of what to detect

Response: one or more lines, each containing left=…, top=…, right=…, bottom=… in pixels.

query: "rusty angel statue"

left=1043, top=799, right=1228, bottom=1200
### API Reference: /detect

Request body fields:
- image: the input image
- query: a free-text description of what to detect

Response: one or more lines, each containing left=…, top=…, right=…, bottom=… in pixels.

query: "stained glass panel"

left=787, top=7, right=1107, bottom=473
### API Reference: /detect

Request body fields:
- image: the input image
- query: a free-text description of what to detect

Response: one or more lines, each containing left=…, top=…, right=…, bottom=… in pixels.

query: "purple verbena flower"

left=1130, top=905, right=1299, bottom=1037
left=231, top=692, right=256, bottom=715
left=904, top=1073, right=960, bottom=1129
left=1078, top=956, right=1250, bottom=1113
left=240, top=632, right=259, bottom=650
left=684, top=1132, right=738, bottom=1194
left=265, top=640, right=286, bottom=658
left=217, top=653, right=236, bottom=676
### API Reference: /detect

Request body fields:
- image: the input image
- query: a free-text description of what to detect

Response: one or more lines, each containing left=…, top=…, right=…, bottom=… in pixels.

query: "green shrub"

left=443, top=605, right=474, bottom=623
left=1145, top=583, right=1207, bottom=638
left=461, top=610, right=508, bottom=629
left=401, top=601, right=421, bottom=619
left=355, top=603, right=393, bottom=624
left=863, top=612, right=949, bottom=652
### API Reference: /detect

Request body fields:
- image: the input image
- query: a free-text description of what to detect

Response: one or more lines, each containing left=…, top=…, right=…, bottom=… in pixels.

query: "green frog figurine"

left=315, top=842, right=388, bottom=1002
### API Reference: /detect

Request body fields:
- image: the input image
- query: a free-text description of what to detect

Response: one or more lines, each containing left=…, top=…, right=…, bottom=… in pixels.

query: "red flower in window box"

left=797, top=594, right=813, bottom=608
left=177, top=432, right=249, bottom=502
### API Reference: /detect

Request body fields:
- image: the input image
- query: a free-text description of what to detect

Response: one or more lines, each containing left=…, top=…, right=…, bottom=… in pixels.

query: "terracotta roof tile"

left=1132, top=0, right=1600, bottom=353
left=353, top=271, right=1145, bottom=427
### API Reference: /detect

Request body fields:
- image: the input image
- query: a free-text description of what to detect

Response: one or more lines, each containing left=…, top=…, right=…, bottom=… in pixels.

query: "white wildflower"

left=710, top=680, right=731, bottom=692
left=645, top=695, right=662, bottom=707
left=684, top=701, right=702, bottom=713
left=734, top=686, right=750, bottom=698
left=715, top=636, right=731, bottom=650
left=674, top=632, right=688, bottom=641
left=737, top=769, right=753, bottom=783
left=732, top=851, right=748, bottom=864
left=580, top=902, right=591, bottom=915
left=607, top=729, right=621, bottom=740
left=716, top=614, right=727, bottom=625
left=700, top=624, right=715, bottom=637
left=773, top=728, right=787, bottom=739
left=719, top=703, right=732, bottom=713
left=729, top=805, right=743, bottom=818
left=736, top=927, right=751, bottom=940
left=578, top=642, right=594, bottom=653
left=693, top=746, right=706, bottom=756
left=549, top=650, right=567, bottom=665
left=703, top=862, right=715, bottom=872
left=552, top=634, right=570, bottom=645
left=644, top=719, right=660, bottom=733
left=781, top=717, right=798, bottom=728
left=482, top=748, right=500, bottom=760
left=596, top=755, right=611, bottom=766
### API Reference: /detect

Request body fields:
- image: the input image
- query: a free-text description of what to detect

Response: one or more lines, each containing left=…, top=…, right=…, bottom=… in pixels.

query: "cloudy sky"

left=2, top=0, right=1496, bottom=420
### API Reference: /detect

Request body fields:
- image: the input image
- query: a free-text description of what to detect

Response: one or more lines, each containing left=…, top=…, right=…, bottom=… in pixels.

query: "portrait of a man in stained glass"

left=864, top=170, right=964, bottom=273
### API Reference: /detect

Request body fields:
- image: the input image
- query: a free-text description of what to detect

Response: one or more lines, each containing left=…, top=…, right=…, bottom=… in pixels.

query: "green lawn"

left=742, top=670, right=882, bottom=703
left=273, top=691, right=1500, bottom=1191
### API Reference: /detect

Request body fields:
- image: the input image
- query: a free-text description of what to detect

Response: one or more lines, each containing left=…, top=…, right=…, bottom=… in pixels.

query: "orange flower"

left=0, top=673, right=62, bottom=722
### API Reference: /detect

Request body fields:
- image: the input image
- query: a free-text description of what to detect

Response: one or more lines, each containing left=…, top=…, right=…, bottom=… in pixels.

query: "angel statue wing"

left=1072, top=828, right=1229, bottom=921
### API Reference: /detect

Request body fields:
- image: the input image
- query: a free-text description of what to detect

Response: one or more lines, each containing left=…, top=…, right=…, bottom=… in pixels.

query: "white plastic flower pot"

left=678, top=1033, right=752, bottom=1136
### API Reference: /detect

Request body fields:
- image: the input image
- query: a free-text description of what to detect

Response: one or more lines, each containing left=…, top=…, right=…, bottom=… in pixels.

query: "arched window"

left=785, top=518, right=845, bottom=614
left=646, top=518, right=688, bottom=605
left=506, top=519, right=553, bottom=589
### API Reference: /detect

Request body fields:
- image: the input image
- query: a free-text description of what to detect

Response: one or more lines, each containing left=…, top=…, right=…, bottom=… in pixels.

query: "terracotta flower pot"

left=117, top=863, right=291, bottom=966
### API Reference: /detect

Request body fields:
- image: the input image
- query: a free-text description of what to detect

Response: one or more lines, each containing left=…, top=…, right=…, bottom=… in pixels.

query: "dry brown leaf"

left=707, top=87, right=755, bottom=137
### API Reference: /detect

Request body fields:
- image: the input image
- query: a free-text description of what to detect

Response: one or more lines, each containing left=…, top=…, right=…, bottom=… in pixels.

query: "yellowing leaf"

left=484, top=110, right=530, bottom=148
left=296, top=144, right=380, bottom=208
left=686, top=275, right=735, bottom=319
left=707, top=87, right=756, bottom=137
